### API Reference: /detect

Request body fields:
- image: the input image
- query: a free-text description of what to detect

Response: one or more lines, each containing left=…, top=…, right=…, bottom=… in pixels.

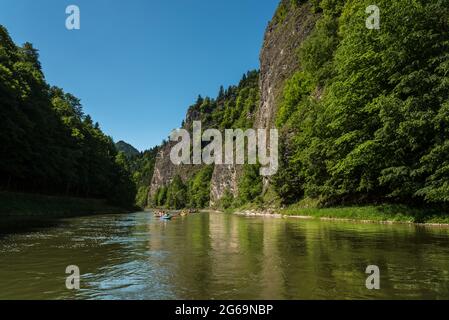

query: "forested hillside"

left=150, top=71, right=261, bottom=209
left=0, top=25, right=135, bottom=208
left=149, top=0, right=449, bottom=214
left=116, top=141, right=140, bottom=158
left=3, top=0, right=449, bottom=215
left=273, top=0, right=449, bottom=208
left=119, top=145, right=159, bottom=208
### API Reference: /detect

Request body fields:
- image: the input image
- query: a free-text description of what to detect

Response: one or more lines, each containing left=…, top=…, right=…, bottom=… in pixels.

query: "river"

left=0, top=211, right=449, bottom=300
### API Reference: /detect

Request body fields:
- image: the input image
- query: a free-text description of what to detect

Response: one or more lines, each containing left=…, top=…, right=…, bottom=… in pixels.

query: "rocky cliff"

left=149, top=0, right=319, bottom=206
left=209, top=1, right=320, bottom=204
left=256, top=0, right=320, bottom=130
left=148, top=106, right=205, bottom=201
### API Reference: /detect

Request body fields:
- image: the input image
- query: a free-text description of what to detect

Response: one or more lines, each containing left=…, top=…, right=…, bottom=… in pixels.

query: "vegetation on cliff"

left=150, top=0, right=449, bottom=221
left=273, top=0, right=449, bottom=211
left=5, top=0, right=448, bottom=222
left=116, top=145, right=159, bottom=208
left=151, top=71, right=262, bottom=209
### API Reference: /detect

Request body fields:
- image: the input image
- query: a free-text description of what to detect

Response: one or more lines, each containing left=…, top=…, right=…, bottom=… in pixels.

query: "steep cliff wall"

left=149, top=0, right=319, bottom=207
left=148, top=142, right=176, bottom=199
left=256, top=0, right=320, bottom=129
left=210, top=1, right=320, bottom=204
left=209, top=164, right=241, bottom=206
left=148, top=106, right=205, bottom=201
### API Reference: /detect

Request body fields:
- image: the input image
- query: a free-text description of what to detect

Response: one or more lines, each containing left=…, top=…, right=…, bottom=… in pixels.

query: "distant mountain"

left=116, top=141, right=140, bottom=158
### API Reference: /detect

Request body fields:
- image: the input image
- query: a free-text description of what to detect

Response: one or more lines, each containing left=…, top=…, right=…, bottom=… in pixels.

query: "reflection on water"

left=0, top=211, right=449, bottom=299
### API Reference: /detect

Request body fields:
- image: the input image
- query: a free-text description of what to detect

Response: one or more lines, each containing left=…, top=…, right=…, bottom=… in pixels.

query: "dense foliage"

left=0, top=25, right=135, bottom=208
left=10, top=0, right=446, bottom=213
left=274, top=0, right=449, bottom=207
left=154, top=0, right=449, bottom=212
left=116, top=141, right=140, bottom=158
left=236, top=164, right=263, bottom=206
left=152, top=71, right=262, bottom=209
left=187, top=166, right=214, bottom=208
left=118, top=145, right=159, bottom=208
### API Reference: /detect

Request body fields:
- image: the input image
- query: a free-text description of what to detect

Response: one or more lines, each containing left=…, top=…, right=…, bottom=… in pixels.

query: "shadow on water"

left=1, top=211, right=449, bottom=299
left=0, top=218, right=67, bottom=238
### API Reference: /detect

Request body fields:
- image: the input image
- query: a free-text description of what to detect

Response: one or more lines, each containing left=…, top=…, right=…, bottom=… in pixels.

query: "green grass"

left=281, top=203, right=449, bottom=224
left=0, top=192, right=130, bottom=225
left=226, top=195, right=449, bottom=225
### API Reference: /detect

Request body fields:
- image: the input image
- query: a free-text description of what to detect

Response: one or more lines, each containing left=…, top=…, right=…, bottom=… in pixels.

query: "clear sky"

left=0, top=0, right=279, bottom=151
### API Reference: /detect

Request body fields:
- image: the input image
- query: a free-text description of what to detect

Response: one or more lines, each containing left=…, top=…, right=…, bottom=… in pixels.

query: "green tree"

left=0, top=24, right=136, bottom=208
left=187, top=166, right=214, bottom=208
left=166, top=176, right=187, bottom=209
left=238, top=164, right=263, bottom=205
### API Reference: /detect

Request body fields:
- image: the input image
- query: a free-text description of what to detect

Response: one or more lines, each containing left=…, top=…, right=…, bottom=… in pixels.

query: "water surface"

left=1, top=211, right=449, bottom=299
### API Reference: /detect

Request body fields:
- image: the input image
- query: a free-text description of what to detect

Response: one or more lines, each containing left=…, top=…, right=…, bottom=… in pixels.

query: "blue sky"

left=0, top=0, right=279, bottom=151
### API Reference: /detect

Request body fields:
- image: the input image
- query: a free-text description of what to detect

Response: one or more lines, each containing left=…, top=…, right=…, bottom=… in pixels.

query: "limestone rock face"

left=149, top=1, right=320, bottom=206
left=148, top=142, right=175, bottom=199
left=209, top=164, right=243, bottom=207
left=209, top=2, right=319, bottom=204
left=256, top=1, right=320, bottom=130
left=148, top=106, right=204, bottom=201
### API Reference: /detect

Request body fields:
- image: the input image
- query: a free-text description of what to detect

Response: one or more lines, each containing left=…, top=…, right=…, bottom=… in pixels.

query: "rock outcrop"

left=148, top=142, right=176, bottom=199
left=256, top=1, right=320, bottom=130
left=209, top=164, right=242, bottom=207
left=209, top=1, right=320, bottom=203
left=148, top=106, right=205, bottom=201
left=149, top=1, right=320, bottom=206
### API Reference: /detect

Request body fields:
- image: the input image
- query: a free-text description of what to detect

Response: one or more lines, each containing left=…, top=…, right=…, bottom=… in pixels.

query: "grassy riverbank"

left=0, top=192, right=132, bottom=228
left=229, top=200, right=449, bottom=225
left=280, top=204, right=449, bottom=225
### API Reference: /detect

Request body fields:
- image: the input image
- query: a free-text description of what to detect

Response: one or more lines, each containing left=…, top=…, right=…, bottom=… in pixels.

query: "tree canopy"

left=274, top=0, right=449, bottom=207
left=0, top=25, right=135, bottom=208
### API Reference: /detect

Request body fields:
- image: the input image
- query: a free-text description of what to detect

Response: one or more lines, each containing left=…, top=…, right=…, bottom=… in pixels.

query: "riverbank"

left=0, top=192, right=133, bottom=229
left=232, top=204, right=449, bottom=227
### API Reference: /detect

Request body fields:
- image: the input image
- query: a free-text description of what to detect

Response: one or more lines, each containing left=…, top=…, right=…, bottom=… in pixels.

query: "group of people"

left=154, top=210, right=171, bottom=219
left=180, top=209, right=199, bottom=216
left=154, top=209, right=199, bottom=219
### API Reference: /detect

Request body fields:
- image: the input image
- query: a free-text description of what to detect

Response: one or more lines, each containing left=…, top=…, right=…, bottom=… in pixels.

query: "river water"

left=0, top=211, right=449, bottom=300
